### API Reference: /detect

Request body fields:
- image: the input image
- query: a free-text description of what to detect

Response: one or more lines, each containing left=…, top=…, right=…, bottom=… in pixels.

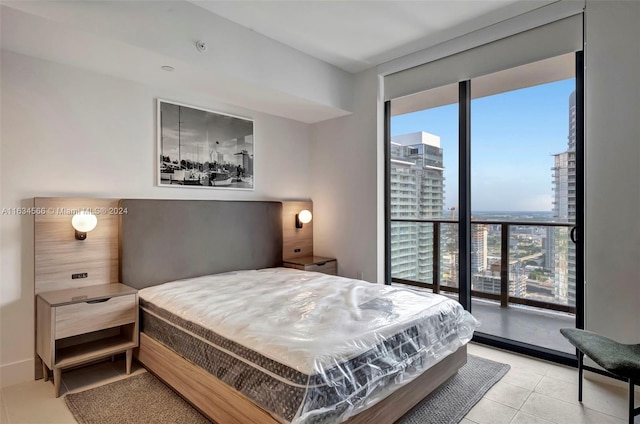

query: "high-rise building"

left=471, top=223, right=488, bottom=273
left=390, top=132, right=445, bottom=283
left=549, top=90, right=577, bottom=306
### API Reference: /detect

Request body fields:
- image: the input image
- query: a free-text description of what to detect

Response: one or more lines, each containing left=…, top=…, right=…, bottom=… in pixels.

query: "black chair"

left=560, top=328, right=640, bottom=424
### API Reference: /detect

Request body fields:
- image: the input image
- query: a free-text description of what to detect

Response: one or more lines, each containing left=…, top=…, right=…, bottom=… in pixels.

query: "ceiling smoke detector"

left=195, top=40, right=207, bottom=53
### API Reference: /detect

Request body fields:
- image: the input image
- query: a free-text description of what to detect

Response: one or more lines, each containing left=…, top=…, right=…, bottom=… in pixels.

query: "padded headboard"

left=119, top=199, right=283, bottom=289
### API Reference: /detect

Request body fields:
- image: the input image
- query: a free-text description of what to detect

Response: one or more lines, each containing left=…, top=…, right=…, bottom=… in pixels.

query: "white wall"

left=310, top=68, right=382, bottom=282
left=584, top=1, right=640, bottom=342
left=0, top=51, right=312, bottom=386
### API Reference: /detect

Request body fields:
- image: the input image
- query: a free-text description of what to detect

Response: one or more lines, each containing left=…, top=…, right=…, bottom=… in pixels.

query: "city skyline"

left=391, top=78, right=576, bottom=212
left=389, top=77, right=577, bottom=308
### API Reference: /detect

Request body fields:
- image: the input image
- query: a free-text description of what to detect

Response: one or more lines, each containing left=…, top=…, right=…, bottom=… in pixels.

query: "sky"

left=391, top=78, right=575, bottom=212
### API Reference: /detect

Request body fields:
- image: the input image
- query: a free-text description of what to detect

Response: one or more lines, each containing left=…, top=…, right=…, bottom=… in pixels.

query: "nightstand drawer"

left=55, top=294, right=136, bottom=339
left=305, top=261, right=337, bottom=275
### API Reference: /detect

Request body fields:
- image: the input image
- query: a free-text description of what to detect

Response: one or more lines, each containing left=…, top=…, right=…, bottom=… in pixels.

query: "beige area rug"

left=65, top=354, right=509, bottom=424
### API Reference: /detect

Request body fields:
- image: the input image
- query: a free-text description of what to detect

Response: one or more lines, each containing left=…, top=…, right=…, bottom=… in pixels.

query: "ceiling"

left=193, top=0, right=555, bottom=73
left=1, top=0, right=559, bottom=123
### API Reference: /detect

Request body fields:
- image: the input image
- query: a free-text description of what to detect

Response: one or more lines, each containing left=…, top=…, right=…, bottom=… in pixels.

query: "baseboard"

left=0, top=358, right=34, bottom=388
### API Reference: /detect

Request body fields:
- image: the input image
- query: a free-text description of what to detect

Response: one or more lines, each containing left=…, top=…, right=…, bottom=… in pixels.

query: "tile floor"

left=1, top=344, right=638, bottom=424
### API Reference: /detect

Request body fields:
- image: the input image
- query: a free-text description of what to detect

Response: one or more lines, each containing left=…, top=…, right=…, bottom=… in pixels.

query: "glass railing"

left=390, top=219, right=576, bottom=314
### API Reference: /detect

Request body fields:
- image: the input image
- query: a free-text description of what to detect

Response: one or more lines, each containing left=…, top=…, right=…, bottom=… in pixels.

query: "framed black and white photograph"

left=157, top=100, right=254, bottom=190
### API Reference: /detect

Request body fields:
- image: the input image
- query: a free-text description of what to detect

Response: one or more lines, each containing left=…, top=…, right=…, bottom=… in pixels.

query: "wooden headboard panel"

left=119, top=199, right=284, bottom=290
left=34, top=197, right=119, bottom=295
left=282, top=200, right=313, bottom=260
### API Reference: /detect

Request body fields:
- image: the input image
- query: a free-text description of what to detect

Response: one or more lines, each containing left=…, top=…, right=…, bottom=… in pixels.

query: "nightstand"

left=283, top=256, right=337, bottom=275
left=36, top=283, right=139, bottom=397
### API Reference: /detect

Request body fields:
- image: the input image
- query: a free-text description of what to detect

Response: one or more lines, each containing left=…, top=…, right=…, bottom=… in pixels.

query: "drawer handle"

left=86, top=298, right=110, bottom=304
left=316, top=262, right=326, bottom=266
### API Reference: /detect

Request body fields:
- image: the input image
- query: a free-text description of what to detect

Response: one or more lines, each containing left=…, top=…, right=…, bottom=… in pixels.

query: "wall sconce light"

left=295, top=209, right=312, bottom=229
left=71, top=211, right=97, bottom=240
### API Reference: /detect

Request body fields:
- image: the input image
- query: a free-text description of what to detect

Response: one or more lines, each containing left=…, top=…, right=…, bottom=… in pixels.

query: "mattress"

left=138, top=268, right=478, bottom=424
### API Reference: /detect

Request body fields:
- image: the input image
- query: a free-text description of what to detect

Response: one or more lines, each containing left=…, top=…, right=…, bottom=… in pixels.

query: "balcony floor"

left=396, top=283, right=575, bottom=354
left=469, top=298, right=575, bottom=354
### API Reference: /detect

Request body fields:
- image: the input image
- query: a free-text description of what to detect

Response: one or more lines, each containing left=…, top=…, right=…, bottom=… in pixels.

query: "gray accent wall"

left=120, top=199, right=283, bottom=289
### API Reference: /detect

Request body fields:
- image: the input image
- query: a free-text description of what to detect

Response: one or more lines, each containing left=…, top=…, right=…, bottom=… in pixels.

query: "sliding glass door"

left=468, top=53, right=580, bottom=355
left=386, top=52, right=584, bottom=362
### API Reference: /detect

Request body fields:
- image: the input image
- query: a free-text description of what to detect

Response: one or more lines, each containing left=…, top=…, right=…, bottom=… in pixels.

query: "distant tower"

left=470, top=223, right=488, bottom=273
left=549, top=90, right=577, bottom=306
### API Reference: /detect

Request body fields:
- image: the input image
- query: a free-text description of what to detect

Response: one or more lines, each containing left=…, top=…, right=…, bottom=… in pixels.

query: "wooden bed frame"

left=136, top=334, right=466, bottom=424
left=120, top=199, right=468, bottom=423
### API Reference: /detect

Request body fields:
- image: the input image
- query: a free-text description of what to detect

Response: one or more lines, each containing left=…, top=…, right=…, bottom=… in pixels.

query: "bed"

left=120, top=199, right=477, bottom=424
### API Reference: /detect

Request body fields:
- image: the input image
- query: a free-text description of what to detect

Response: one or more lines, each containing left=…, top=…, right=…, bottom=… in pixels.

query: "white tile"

left=2, top=378, right=56, bottom=407
left=585, top=369, right=640, bottom=393
left=485, top=380, right=531, bottom=409
left=537, top=371, right=638, bottom=420
left=2, top=379, right=76, bottom=424
left=544, top=363, right=578, bottom=384
left=1, top=393, right=10, bottom=424
left=501, top=366, right=544, bottom=391
left=62, top=361, right=121, bottom=393
left=469, top=343, right=517, bottom=363
left=465, top=398, right=517, bottom=424
left=510, top=411, right=555, bottom=424
left=468, top=343, right=549, bottom=376
left=520, top=392, right=626, bottom=424
left=534, top=375, right=579, bottom=404
left=126, top=365, right=147, bottom=377
left=507, top=357, right=551, bottom=377
left=109, top=357, right=144, bottom=376
left=582, top=378, right=640, bottom=420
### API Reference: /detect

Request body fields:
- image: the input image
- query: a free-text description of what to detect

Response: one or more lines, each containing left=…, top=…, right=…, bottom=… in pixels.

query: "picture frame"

left=157, top=99, right=254, bottom=190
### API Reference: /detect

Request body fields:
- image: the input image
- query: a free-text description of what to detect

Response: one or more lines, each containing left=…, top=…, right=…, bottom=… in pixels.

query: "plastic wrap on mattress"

left=139, top=268, right=478, bottom=423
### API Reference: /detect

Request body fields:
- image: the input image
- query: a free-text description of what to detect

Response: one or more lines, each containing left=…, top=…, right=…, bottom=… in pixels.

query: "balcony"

left=391, top=218, right=576, bottom=354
